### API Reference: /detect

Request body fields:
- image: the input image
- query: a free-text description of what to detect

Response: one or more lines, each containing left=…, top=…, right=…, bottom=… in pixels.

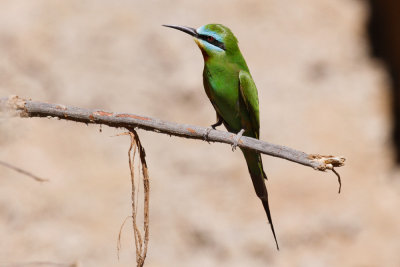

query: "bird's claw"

left=203, top=127, right=213, bottom=142
left=232, top=129, right=245, bottom=151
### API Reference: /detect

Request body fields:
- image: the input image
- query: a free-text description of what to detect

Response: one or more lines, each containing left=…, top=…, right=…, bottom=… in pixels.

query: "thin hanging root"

left=332, top=167, right=341, bottom=194
left=128, top=132, right=143, bottom=255
left=117, top=216, right=133, bottom=260
left=117, top=129, right=150, bottom=267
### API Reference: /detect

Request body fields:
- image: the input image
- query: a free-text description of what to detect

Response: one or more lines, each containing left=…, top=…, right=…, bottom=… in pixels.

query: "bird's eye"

left=207, top=36, right=215, bottom=42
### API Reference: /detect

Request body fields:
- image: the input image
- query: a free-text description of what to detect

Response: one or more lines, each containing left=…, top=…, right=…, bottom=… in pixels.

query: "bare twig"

left=0, top=160, right=48, bottom=182
left=0, top=262, right=78, bottom=267
left=0, top=95, right=345, bottom=173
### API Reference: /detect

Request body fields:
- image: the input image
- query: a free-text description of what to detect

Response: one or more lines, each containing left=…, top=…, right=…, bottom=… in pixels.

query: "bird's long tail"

left=241, top=148, right=279, bottom=250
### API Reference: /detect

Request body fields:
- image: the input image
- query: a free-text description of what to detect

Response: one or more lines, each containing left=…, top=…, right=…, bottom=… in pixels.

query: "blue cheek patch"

left=198, top=39, right=224, bottom=52
left=197, top=26, right=225, bottom=52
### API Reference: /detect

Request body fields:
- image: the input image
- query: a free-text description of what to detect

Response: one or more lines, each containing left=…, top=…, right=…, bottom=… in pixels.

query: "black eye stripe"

left=198, top=34, right=226, bottom=50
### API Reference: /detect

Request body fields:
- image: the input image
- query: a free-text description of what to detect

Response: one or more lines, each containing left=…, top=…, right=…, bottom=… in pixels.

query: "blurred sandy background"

left=0, top=0, right=399, bottom=266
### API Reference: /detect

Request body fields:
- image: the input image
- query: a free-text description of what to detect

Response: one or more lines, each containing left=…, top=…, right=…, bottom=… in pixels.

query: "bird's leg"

left=231, top=129, right=245, bottom=151
left=203, top=115, right=223, bottom=141
left=210, top=116, right=223, bottom=129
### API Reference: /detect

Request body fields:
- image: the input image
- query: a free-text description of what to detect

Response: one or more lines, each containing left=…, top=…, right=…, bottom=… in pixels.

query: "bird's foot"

left=203, top=127, right=213, bottom=142
left=231, top=129, right=245, bottom=151
left=204, top=116, right=223, bottom=142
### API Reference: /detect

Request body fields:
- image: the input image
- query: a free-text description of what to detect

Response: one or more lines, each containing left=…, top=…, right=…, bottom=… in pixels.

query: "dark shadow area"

left=368, top=0, right=400, bottom=163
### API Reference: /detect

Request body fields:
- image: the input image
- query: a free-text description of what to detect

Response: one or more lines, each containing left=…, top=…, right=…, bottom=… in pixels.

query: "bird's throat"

left=194, top=38, right=210, bottom=61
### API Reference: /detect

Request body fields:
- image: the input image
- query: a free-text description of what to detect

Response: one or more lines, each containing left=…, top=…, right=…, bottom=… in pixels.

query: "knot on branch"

left=308, top=154, right=346, bottom=171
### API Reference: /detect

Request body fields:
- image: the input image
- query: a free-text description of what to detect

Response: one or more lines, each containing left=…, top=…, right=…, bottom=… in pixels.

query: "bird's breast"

left=204, top=64, right=239, bottom=97
left=203, top=64, right=242, bottom=131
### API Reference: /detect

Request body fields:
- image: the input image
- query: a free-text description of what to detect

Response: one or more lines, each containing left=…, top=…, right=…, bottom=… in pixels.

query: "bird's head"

left=163, top=24, right=239, bottom=59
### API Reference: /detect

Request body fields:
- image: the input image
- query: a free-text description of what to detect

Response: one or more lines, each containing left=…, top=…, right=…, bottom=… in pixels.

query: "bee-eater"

left=163, top=24, right=279, bottom=250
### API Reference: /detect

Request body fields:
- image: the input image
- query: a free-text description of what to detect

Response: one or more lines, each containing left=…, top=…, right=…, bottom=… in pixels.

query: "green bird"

left=163, top=23, right=279, bottom=250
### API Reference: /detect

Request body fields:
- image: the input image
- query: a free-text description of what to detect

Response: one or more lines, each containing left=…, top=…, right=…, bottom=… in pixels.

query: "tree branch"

left=0, top=95, right=345, bottom=172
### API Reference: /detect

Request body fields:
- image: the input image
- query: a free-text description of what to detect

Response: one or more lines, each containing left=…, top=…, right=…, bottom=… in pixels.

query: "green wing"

left=239, top=70, right=260, bottom=138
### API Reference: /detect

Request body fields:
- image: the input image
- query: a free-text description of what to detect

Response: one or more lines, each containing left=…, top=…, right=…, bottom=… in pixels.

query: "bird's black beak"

left=162, top=24, right=198, bottom=37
